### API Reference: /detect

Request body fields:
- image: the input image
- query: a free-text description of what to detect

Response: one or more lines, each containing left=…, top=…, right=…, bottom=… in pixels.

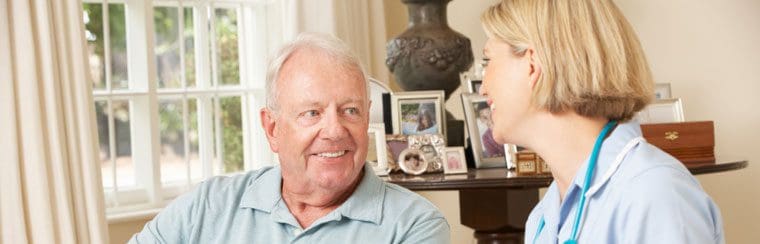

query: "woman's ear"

left=526, top=48, right=542, bottom=89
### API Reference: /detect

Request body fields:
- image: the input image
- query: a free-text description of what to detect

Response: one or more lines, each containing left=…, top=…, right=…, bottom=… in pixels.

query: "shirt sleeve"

left=399, top=215, right=451, bottom=244
left=619, top=166, right=724, bottom=244
left=128, top=184, right=204, bottom=244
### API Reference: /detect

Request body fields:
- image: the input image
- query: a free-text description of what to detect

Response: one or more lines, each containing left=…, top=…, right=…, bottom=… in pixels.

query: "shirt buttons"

left=293, top=228, right=303, bottom=236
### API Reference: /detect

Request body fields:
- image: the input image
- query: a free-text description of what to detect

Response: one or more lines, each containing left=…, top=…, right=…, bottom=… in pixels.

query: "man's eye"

left=303, top=110, right=320, bottom=117
left=344, top=107, right=358, bottom=115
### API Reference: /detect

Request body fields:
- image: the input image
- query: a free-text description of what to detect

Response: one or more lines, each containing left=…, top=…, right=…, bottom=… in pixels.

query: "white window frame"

left=84, top=0, right=277, bottom=221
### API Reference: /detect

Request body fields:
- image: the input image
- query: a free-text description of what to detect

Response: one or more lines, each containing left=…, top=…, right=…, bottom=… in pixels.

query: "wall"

left=614, top=1, right=760, bottom=243
left=383, top=0, right=760, bottom=243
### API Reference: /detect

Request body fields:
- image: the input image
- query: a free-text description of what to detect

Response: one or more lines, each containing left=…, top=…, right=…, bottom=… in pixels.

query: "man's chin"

left=311, top=169, right=361, bottom=189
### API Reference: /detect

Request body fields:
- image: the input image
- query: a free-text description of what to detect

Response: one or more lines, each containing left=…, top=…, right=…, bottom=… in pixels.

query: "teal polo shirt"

left=130, top=165, right=450, bottom=243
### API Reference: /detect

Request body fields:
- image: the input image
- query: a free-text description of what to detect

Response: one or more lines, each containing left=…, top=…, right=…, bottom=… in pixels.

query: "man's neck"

left=280, top=170, right=364, bottom=228
left=522, top=113, right=607, bottom=201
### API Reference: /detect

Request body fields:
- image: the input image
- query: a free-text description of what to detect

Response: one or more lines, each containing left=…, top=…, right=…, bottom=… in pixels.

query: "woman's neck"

left=521, top=113, right=608, bottom=200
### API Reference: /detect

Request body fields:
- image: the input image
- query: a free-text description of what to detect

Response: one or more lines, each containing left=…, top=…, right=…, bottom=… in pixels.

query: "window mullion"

left=103, top=1, right=112, bottom=92
left=107, top=99, right=119, bottom=201
left=198, top=96, right=214, bottom=179
left=214, top=97, right=223, bottom=175
left=125, top=0, right=161, bottom=205
left=179, top=2, right=187, bottom=89
left=182, top=98, right=191, bottom=186
left=209, top=4, right=219, bottom=88
left=194, top=3, right=215, bottom=179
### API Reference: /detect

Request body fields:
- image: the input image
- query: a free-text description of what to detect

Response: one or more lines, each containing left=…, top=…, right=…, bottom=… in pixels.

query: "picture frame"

left=635, top=98, right=685, bottom=124
left=385, top=134, right=408, bottom=172
left=654, top=83, right=672, bottom=100
left=367, top=123, right=389, bottom=176
left=407, top=134, right=446, bottom=173
left=443, top=147, right=468, bottom=174
left=391, top=91, right=446, bottom=139
left=368, top=78, right=393, bottom=124
left=398, top=148, right=428, bottom=175
left=503, top=144, right=518, bottom=170
left=461, top=93, right=512, bottom=168
left=460, top=73, right=483, bottom=94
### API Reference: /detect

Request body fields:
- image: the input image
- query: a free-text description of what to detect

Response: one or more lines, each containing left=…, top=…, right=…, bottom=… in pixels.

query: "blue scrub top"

left=526, top=121, right=724, bottom=244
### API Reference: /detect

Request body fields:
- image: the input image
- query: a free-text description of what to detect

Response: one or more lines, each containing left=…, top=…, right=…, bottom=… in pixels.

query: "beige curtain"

left=0, top=0, right=109, bottom=243
left=279, top=0, right=390, bottom=82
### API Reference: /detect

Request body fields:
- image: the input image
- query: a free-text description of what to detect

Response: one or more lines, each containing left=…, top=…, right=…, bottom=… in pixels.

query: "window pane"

left=83, top=3, right=105, bottom=90
left=154, top=7, right=182, bottom=89
left=113, top=100, right=135, bottom=188
left=94, top=101, right=112, bottom=189
left=220, top=96, right=243, bottom=173
left=109, top=4, right=129, bottom=89
left=184, top=7, right=196, bottom=88
left=215, top=8, right=240, bottom=86
left=188, top=99, right=201, bottom=180
left=159, top=99, right=186, bottom=184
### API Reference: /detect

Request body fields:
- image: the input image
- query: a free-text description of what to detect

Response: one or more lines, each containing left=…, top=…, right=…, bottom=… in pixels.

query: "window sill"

left=107, top=207, right=163, bottom=224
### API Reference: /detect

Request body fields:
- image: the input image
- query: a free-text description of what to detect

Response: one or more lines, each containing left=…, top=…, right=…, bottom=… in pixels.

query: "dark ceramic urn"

left=386, top=0, right=474, bottom=100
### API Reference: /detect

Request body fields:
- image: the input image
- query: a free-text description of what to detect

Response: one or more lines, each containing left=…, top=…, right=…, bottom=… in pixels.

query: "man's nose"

left=320, top=110, right=349, bottom=141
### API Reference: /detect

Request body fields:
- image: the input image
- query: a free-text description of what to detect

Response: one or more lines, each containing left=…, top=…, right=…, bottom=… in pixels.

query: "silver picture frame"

left=461, top=93, right=512, bottom=168
left=390, top=90, right=447, bottom=139
left=460, top=72, right=483, bottom=94
left=635, top=98, right=685, bottom=124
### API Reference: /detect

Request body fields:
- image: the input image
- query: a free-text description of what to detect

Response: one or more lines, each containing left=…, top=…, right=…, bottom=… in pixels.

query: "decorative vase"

left=386, top=0, right=474, bottom=100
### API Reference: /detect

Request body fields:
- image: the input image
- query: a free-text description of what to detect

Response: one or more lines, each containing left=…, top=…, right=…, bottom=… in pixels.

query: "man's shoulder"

left=190, top=166, right=277, bottom=207
left=380, top=181, right=445, bottom=218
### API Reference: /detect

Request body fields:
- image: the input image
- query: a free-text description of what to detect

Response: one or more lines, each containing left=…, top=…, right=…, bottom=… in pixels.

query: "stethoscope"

left=532, top=121, right=645, bottom=244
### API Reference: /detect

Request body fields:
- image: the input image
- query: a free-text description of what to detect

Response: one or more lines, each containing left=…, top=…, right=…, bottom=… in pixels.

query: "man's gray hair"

left=265, top=32, right=369, bottom=112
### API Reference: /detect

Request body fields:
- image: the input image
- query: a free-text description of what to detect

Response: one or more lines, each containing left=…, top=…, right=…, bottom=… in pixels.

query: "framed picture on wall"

left=391, top=91, right=446, bottom=139
left=655, top=83, right=672, bottom=100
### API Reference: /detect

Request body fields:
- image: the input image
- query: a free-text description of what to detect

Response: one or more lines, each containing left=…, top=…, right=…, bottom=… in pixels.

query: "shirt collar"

left=332, top=164, right=385, bottom=224
left=239, top=164, right=385, bottom=225
left=570, top=120, right=643, bottom=195
left=239, top=166, right=282, bottom=212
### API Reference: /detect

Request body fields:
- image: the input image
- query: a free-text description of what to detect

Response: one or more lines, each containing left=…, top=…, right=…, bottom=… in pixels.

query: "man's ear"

left=260, top=108, right=279, bottom=153
left=526, top=48, right=542, bottom=89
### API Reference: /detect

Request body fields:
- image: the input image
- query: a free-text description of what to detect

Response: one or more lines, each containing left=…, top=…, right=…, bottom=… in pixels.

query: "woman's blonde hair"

left=481, top=0, right=654, bottom=121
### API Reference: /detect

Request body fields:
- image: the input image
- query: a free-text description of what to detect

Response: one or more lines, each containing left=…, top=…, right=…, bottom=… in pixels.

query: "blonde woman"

left=480, top=1, right=723, bottom=243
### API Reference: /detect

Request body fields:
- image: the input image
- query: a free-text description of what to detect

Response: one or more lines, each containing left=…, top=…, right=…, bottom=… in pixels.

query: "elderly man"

left=129, top=33, right=450, bottom=243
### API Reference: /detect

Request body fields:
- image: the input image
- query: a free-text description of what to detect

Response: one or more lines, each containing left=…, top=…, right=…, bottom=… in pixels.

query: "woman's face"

left=420, top=115, right=430, bottom=127
left=480, top=38, right=536, bottom=144
left=478, top=108, right=491, bottom=121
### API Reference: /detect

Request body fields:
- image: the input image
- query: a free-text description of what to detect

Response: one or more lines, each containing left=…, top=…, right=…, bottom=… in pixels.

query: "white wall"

left=614, top=1, right=760, bottom=243
left=383, top=0, right=760, bottom=243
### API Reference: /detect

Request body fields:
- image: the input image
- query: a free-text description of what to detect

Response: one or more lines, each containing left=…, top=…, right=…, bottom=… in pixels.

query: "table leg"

left=459, top=188, right=539, bottom=244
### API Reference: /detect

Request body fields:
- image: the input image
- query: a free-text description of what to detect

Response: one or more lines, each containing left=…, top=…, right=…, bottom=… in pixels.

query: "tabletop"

left=382, top=160, right=748, bottom=191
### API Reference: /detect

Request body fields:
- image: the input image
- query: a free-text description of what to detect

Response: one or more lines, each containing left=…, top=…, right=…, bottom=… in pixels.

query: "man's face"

left=262, top=48, right=369, bottom=190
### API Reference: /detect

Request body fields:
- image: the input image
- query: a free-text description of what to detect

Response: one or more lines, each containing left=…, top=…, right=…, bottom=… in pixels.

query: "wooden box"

left=640, top=121, right=715, bottom=165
